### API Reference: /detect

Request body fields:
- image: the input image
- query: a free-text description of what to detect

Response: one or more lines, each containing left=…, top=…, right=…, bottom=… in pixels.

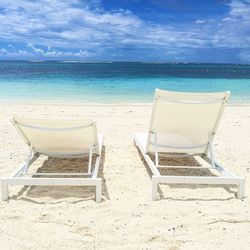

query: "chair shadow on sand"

left=136, top=147, right=236, bottom=201
left=12, top=147, right=109, bottom=204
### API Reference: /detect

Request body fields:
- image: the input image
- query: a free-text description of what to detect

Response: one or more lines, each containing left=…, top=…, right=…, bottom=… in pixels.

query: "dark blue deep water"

left=0, top=61, right=250, bottom=103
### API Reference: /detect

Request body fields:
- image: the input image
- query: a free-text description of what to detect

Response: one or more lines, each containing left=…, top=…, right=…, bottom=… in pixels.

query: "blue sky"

left=0, top=0, right=250, bottom=63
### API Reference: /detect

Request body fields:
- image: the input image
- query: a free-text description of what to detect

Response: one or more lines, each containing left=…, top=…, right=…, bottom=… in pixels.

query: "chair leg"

left=95, top=179, right=102, bottom=203
left=237, top=178, right=245, bottom=199
left=1, top=181, right=9, bottom=201
left=152, top=177, right=158, bottom=201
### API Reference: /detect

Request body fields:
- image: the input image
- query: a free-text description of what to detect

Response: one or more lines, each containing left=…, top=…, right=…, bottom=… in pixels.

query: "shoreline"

left=0, top=101, right=250, bottom=107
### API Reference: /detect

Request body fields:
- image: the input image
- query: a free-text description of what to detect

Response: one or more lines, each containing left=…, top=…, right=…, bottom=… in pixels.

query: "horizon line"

left=0, top=60, right=249, bottom=66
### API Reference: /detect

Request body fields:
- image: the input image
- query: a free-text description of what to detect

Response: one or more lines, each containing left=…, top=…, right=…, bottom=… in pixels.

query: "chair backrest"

left=12, top=117, right=100, bottom=156
left=146, top=89, right=230, bottom=154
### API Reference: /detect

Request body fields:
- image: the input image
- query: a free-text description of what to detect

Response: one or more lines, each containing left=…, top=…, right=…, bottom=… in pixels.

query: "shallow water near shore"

left=0, top=61, right=250, bottom=103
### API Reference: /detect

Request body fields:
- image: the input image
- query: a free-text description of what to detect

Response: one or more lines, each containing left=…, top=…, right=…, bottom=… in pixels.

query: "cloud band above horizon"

left=0, top=0, right=250, bottom=63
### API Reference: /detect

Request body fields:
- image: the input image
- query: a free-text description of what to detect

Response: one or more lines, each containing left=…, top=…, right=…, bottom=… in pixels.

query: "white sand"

left=0, top=104, right=249, bottom=249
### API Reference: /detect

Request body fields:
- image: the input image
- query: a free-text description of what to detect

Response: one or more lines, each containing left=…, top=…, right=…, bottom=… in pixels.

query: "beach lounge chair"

left=134, top=89, right=245, bottom=200
left=1, top=118, right=103, bottom=202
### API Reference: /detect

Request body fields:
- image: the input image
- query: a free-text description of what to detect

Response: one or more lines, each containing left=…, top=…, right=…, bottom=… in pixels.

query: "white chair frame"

left=134, top=89, right=245, bottom=200
left=134, top=132, right=245, bottom=200
left=1, top=121, right=103, bottom=203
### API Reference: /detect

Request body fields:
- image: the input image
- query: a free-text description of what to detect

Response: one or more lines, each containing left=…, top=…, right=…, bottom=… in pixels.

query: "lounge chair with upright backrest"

left=134, top=89, right=245, bottom=200
left=1, top=118, right=103, bottom=202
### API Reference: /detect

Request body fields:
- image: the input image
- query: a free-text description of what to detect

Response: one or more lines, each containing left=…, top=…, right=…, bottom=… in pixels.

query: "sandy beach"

left=0, top=104, right=249, bottom=249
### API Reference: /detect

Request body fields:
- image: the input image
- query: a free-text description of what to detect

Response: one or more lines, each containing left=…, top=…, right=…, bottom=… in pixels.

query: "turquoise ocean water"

left=0, top=61, right=250, bottom=103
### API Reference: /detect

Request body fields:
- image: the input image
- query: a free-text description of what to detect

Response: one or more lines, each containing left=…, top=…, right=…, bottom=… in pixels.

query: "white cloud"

left=195, top=19, right=205, bottom=24
left=0, top=48, right=8, bottom=55
left=0, top=47, right=33, bottom=57
left=239, top=50, right=250, bottom=62
left=0, top=0, right=249, bottom=61
left=27, top=43, right=90, bottom=58
left=0, top=43, right=90, bottom=59
left=27, top=43, right=44, bottom=54
left=230, top=0, right=250, bottom=16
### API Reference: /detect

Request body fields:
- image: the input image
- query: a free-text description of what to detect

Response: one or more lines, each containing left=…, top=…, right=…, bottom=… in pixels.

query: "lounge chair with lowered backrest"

left=1, top=118, right=103, bottom=202
left=134, top=89, right=245, bottom=200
